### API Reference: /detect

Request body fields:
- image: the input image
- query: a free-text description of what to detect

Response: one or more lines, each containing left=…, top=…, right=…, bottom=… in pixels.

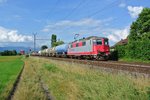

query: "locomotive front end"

left=93, top=38, right=110, bottom=60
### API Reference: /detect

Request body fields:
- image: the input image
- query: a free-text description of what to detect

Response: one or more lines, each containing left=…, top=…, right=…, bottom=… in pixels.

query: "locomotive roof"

left=70, top=36, right=108, bottom=44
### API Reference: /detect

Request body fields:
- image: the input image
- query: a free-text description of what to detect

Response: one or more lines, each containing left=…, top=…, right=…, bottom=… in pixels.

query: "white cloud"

left=42, top=18, right=105, bottom=32
left=107, top=26, right=129, bottom=42
left=0, top=26, right=32, bottom=42
left=41, top=18, right=129, bottom=46
left=127, top=6, right=143, bottom=18
left=13, top=15, right=22, bottom=20
left=42, top=18, right=114, bottom=32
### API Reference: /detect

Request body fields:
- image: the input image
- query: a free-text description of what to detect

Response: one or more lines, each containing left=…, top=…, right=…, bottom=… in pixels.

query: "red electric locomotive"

left=67, top=36, right=110, bottom=60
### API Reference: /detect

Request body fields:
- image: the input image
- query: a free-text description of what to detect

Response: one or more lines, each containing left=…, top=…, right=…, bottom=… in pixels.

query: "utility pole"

left=33, top=33, right=37, bottom=52
left=32, top=33, right=51, bottom=53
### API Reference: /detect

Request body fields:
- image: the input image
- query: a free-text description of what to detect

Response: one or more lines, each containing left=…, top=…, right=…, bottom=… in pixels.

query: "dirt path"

left=7, top=63, right=25, bottom=100
left=11, top=58, right=54, bottom=100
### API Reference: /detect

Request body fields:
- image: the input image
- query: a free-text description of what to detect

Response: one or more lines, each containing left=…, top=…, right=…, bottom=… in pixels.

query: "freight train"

left=35, top=36, right=110, bottom=60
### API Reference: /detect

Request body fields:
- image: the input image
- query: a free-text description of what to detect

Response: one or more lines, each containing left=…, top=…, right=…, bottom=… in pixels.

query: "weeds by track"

left=31, top=64, right=54, bottom=100
left=36, top=56, right=150, bottom=76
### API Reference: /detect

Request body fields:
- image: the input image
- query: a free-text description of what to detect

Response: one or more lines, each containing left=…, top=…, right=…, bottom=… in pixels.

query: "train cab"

left=93, top=38, right=110, bottom=55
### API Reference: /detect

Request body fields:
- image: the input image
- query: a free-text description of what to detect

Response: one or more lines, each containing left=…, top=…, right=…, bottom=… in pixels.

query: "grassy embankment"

left=0, top=56, right=24, bottom=99
left=119, top=57, right=150, bottom=64
left=13, top=57, right=150, bottom=100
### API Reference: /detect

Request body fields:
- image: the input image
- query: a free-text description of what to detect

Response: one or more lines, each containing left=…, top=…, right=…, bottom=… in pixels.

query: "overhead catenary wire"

left=60, top=0, right=120, bottom=34
left=62, top=0, right=86, bottom=20
left=44, top=0, right=124, bottom=44
left=86, top=0, right=119, bottom=18
left=47, top=0, right=61, bottom=20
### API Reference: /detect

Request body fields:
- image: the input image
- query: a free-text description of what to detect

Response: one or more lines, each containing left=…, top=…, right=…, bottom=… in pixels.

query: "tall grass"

left=0, top=56, right=23, bottom=99
left=12, top=57, right=150, bottom=100
left=12, top=57, right=47, bottom=100
left=33, top=57, right=150, bottom=100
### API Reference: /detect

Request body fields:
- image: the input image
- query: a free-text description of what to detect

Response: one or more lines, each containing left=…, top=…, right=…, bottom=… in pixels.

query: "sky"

left=0, top=0, right=149, bottom=48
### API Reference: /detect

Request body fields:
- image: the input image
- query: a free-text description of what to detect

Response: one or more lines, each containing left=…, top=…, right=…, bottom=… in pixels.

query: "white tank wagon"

left=41, top=49, right=48, bottom=56
left=38, top=50, right=42, bottom=56
left=48, top=47, right=56, bottom=57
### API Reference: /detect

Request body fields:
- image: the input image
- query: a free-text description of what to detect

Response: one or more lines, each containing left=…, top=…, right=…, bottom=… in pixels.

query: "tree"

left=0, top=50, right=17, bottom=56
left=127, top=8, right=150, bottom=60
left=53, top=41, right=64, bottom=46
left=41, top=45, right=48, bottom=50
left=51, top=34, right=57, bottom=47
left=129, top=8, right=150, bottom=42
left=51, top=34, right=64, bottom=47
left=12, top=50, right=17, bottom=55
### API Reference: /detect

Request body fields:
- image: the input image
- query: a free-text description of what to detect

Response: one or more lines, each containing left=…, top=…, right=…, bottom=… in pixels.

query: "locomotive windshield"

left=104, top=39, right=109, bottom=45
left=93, top=39, right=102, bottom=45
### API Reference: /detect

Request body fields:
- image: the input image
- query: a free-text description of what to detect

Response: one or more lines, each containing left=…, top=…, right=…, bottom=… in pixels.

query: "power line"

left=33, top=33, right=51, bottom=52
left=47, top=0, right=61, bottom=20
left=36, top=39, right=50, bottom=40
left=86, top=0, right=119, bottom=18
left=60, top=0, right=120, bottom=33
left=62, top=0, right=86, bottom=20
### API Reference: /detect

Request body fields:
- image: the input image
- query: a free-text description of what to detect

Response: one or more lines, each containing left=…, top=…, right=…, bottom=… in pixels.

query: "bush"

left=126, top=41, right=150, bottom=60
left=109, top=50, right=118, bottom=61
left=115, top=45, right=127, bottom=58
left=116, top=40, right=150, bottom=60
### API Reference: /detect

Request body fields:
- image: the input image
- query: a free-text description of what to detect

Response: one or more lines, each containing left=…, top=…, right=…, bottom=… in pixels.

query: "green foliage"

left=115, top=8, right=150, bottom=61
left=51, top=34, right=64, bottom=47
left=109, top=50, right=118, bottom=61
left=147, top=87, right=150, bottom=100
left=41, top=45, right=48, bottom=50
left=53, top=41, right=64, bottom=47
left=115, top=45, right=127, bottom=58
left=116, top=40, right=150, bottom=60
left=129, top=8, right=150, bottom=42
left=51, top=34, right=57, bottom=47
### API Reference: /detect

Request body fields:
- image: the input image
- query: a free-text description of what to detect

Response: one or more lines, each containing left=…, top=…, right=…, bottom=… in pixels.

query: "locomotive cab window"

left=76, top=43, right=79, bottom=47
left=82, top=41, right=86, bottom=46
left=93, top=39, right=102, bottom=45
left=104, top=39, right=109, bottom=45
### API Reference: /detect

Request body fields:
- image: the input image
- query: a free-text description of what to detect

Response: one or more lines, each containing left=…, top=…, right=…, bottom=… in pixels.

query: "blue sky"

left=0, top=0, right=149, bottom=48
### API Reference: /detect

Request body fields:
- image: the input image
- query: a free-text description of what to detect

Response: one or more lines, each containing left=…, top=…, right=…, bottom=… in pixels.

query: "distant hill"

left=0, top=46, right=40, bottom=53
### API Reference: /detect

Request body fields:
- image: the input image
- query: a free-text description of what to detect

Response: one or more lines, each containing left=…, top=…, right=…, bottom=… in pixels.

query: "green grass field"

left=13, top=57, right=150, bottom=100
left=0, top=56, right=24, bottom=99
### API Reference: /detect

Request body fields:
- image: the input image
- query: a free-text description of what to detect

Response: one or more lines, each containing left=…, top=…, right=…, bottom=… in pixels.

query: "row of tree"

left=115, top=8, right=150, bottom=60
left=0, top=50, right=17, bottom=56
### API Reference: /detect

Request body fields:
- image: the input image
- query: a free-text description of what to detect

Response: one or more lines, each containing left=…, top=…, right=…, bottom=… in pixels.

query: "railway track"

left=36, top=56, right=150, bottom=75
